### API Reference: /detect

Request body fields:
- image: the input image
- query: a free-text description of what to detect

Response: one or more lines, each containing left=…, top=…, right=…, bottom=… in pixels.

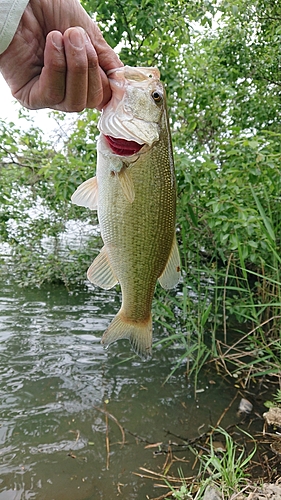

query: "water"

left=0, top=281, right=239, bottom=499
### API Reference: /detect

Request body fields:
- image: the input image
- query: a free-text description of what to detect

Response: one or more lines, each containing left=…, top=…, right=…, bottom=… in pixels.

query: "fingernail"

left=68, top=28, right=85, bottom=49
left=51, top=32, right=63, bottom=50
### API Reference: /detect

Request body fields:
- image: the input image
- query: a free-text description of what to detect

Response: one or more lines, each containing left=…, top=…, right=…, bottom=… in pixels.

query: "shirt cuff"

left=0, top=0, right=30, bottom=54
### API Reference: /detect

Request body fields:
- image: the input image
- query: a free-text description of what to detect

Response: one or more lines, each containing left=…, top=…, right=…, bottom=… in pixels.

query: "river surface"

left=0, top=280, right=240, bottom=500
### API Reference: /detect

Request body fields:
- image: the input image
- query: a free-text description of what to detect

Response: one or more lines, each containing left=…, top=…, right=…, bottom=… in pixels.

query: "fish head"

left=98, top=66, right=166, bottom=158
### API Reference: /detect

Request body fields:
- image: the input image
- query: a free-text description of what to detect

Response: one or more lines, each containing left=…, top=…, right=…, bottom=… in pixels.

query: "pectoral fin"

left=87, top=246, right=118, bottom=289
left=71, top=176, right=98, bottom=210
left=117, top=168, right=135, bottom=203
left=158, top=235, right=181, bottom=289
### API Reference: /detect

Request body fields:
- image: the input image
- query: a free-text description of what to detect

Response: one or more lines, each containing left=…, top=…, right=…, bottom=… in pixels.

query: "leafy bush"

left=0, top=0, right=281, bottom=376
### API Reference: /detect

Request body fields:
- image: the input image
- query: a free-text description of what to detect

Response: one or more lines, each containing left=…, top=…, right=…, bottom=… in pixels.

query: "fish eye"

left=151, top=91, right=163, bottom=104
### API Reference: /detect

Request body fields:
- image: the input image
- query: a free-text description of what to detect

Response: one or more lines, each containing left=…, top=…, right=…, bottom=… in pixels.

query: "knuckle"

left=69, top=58, right=88, bottom=75
left=66, top=100, right=86, bottom=112
left=48, top=53, right=66, bottom=74
left=71, top=104, right=85, bottom=112
left=88, top=50, right=99, bottom=69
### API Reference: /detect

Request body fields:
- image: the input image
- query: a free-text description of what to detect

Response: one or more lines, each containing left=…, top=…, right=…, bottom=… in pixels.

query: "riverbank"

left=203, top=481, right=281, bottom=500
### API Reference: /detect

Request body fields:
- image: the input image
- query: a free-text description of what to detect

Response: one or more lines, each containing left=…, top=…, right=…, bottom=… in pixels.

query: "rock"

left=270, top=437, right=281, bottom=455
left=263, top=407, right=281, bottom=428
left=244, top=482, right=281, bottom=499
left=238, top=398, right=253, bottom=415
left=262, top=483, right=281, bottom=499
left=203, top=484, right=222, bottom=500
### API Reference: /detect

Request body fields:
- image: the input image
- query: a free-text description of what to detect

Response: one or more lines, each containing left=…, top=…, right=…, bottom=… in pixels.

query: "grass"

left=143, top=426, right=258, bottom=500
left=150, top=187, right=281, bottom=498
left=153, top=186, right=281, bottom=387
left=152, top=216, right=281, bottom=498
left=193, top=427, right=257, bottom=497
left=164, top=469, right=193, bottom=499
left=154, top=257, right=281, bottom=389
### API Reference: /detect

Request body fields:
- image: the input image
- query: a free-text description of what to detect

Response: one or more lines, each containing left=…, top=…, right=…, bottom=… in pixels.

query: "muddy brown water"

left=0, top=281, right=255, bottom=499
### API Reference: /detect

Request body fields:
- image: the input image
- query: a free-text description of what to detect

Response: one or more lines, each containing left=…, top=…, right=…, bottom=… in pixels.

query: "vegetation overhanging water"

left=1, top=0, right=281, bottom=496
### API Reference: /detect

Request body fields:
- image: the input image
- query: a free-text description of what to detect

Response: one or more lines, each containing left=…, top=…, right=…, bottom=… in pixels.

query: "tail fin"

left=101, top=311, right=152, bottom=359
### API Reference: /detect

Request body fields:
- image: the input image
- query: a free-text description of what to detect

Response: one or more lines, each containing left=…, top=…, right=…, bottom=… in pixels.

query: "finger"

left=62, top=27, right=91, bottom=112
left=86, top=22, right=123, bottom=74
left=31, top=31, right=67, bottom=109
left=83, top=33, right=110, bottom=110
left=94, top=68, right=112, bottom=110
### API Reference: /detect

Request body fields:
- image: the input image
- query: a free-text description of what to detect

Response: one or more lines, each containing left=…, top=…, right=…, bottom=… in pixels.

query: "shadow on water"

left=0, top=282, right=241, bottom=500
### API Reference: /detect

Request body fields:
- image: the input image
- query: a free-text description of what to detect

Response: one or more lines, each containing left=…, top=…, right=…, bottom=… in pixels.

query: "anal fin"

left=87, top=246, right=118, bottom=289
left=158, top=234, right=181, bottom=289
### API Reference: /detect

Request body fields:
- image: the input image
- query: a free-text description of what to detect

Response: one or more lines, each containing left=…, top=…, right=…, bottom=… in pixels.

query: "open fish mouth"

left=104, top=135, right=144, bottom=156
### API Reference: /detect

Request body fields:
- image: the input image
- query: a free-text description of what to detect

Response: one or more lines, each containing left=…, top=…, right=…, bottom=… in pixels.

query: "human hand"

left=0, top=0, right=122, bottom=111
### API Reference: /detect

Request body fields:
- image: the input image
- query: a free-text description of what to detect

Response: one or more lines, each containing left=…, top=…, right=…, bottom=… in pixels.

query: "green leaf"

left=250, top=186, right=276, bottom=242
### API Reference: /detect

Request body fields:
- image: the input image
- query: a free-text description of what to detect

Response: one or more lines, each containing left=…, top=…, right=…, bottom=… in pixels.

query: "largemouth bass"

left=71, top=66, right=180, bottom=358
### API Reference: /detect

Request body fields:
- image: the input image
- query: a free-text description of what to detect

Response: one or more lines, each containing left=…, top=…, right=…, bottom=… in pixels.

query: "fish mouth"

left=104, top=135, right=144, bottom=156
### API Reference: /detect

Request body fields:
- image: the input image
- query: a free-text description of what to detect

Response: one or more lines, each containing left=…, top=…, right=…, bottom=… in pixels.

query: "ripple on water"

left=0, top=282, right=239, bottom=500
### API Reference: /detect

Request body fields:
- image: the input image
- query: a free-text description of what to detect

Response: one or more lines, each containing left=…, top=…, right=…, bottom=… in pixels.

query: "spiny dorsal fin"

left=158, top=234, right=181, bottom=289
left=87, top=246, right=118, bottom=289
left=117, top=168, right=135, bottom=203
left=71, top=176, right=98, bottom=210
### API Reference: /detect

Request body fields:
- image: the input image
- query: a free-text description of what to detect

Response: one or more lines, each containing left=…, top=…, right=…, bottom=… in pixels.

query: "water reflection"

left=0, top=282, right=237, bottom=499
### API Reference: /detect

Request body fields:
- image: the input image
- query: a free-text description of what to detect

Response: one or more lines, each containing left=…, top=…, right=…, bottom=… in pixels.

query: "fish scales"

left=71, top=66, right=180, bottom=358
left=98, top=132, right=175, bottom=319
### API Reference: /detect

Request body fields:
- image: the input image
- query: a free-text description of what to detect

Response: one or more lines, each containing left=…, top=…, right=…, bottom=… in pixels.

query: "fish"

left=71, top=66, right=180, bottom=358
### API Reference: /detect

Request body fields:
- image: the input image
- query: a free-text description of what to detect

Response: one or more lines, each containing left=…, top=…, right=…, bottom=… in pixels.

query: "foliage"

left=195, top=427, right=256, bottom=495
left=0, top=111, right=102, bottom=287
left=264, top=389, right=281, bottom=409
left=163, top=427, right=256, bottom=499
left=0, top=0, right=281, bottom=376
left=81, top=0, right=215, bottom=66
